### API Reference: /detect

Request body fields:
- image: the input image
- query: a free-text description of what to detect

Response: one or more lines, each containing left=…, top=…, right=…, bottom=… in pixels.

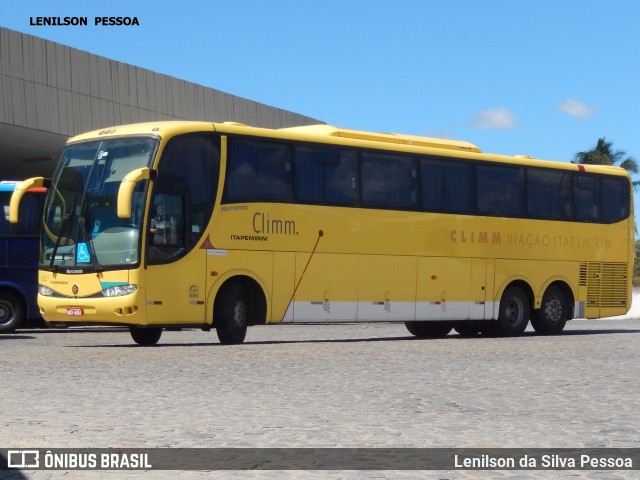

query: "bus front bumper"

left=38, top=290, right=148, bottom=326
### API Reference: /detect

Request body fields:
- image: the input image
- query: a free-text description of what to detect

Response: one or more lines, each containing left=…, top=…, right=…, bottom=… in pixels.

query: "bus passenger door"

left=144, top=191, right=207, bottom=325
left=142, top=133, right=220, bottom=327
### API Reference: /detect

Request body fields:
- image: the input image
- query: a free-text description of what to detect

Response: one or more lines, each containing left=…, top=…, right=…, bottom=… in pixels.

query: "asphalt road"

left=2, top=318, right=639, bottom=479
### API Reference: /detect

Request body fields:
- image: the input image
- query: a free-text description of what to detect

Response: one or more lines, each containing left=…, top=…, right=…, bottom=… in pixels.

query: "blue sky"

left=3, top=1, right=640, bottom=170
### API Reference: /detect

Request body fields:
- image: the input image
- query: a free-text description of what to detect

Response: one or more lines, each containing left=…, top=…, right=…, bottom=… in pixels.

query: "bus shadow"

left=449, top=329, right=640, bottom=339
left=553, top=328, right=640, bottom=336
left=74, top=336, right=416, bottom=348
left=245, top=329, right=640, bottom=344
left=23, top=327, right=128, bottom=334
left=72, top=328, right=640, bottom=348
left=0, top=451, right=29, bottom=479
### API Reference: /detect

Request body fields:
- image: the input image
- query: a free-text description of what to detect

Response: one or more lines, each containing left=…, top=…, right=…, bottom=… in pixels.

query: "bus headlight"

left=102, top=285, right=138, bottom=297
left=38, top=285, right=55, bottom=296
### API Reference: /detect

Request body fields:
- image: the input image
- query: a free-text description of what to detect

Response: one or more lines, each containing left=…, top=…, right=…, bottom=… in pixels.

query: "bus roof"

left=278, top=124, right=482, bottom=153
left=65, top=121, right=630, bottom=179
left=66, top=121, right=480, bottom=153
left=67, top=121, right=217, bottom=143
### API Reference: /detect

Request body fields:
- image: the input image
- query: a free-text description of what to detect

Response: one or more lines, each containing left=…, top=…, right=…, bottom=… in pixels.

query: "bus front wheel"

left=129, top=326, right=162, bottom=346
left=0, top=291, right=25, bottom=333
left=215, top=282, right=248, bottom=345
left=497, top=286, right=530, bottom=336
left=405, top=321, right=452, bottom=338
left=531, top=286, right=569, bottom=335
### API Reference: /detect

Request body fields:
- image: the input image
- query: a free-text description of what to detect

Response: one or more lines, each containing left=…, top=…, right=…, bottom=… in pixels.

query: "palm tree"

left=573, top=138, right=639, bottom=183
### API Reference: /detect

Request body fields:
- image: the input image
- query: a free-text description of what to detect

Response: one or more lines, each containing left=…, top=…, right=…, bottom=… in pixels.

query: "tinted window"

left=421, top=159, right=474, bottom=213
left=527, top=168, right=572, bottom=220
left=295, top=146, right=357, bottom=206
left=0, top=191, right=43, bottom=235
left=361, top=152, right=417, bottom=209
left=149, top=134, right=220, bottom=263
left=573, top=175, right=600, bottom=222
left=477, top=165, right=525, bottom=216
left=601, top=177, right=630, bottom=223
left=219, top=136, right=630, bottom=225
left=224, top=139, right=293, bottom=203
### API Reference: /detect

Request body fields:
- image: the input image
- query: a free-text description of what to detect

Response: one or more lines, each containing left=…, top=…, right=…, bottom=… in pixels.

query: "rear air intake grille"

left=579, top=262, right=628, bottom=308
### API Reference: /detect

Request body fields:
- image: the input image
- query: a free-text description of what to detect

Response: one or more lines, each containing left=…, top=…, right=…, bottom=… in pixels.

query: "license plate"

left=66, top=307, right=84, bottom=316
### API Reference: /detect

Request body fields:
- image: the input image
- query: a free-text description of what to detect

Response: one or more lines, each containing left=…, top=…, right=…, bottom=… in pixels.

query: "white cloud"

left=557, top=98, right=596, bottom=119
left=470, top=107, right=517, bottom=130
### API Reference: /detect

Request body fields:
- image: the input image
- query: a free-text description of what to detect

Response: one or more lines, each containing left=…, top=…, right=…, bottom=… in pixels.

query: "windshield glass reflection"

left=41, top=137, right=157, bottom=270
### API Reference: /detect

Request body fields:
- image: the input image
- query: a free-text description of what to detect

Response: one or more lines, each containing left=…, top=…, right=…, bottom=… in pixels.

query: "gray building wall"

left=0, top=27, right=322, bottom=178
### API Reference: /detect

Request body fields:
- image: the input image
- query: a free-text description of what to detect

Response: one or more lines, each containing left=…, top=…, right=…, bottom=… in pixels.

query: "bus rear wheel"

left=129, top=326, right=162, bottom=346
left=497, top=286, right=530, bottom=336
left=531, top=286, right=569, bottom=335
left=215, top=282, right=248, bottom=345
left=405, top=321, right=452, bottom=338
left=0, top=291, right=25, bottom=333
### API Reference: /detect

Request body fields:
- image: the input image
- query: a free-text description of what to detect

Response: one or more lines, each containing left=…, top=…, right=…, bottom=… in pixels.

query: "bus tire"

left=405, top=321, right=452, bottom=338
left=531, top=285, right=568, bottom=335
left=0, top=291, right=25, bottom=333
left=215, top=282, right=248, bottom=345
left=497, top=286, right=530, bottom=336
left=129, top=326, right=162, bottom=346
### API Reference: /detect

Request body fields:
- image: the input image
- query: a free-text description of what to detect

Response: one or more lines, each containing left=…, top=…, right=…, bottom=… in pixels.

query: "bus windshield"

left=41, top=137, right=158, bottom=270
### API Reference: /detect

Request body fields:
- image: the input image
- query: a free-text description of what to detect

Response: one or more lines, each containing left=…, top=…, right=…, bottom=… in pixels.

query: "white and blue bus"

left=0, top=180, right=46, bottom=332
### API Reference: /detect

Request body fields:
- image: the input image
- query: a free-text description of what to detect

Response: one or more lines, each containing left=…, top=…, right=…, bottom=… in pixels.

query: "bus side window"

left=361, top=152, right=417, bottom=210
left=20, top=194, right=40, bottom=234
left=295, top=146, right=357, bottom=206
left=574, top=175, right=600, bottom=222
left=527, top=168, right=564, bottom=220
left=148, top=194, right=184, bottom=252
left=421, top=159, right=473, bottom=213
left=8, top=192, right=41, bottom=235
left=477, top=165, right=525, bottom=217
left=225, top=138, right=293, bottom=203
left=601, top=177, right=629, bottom=223
left=147, top=134, right=220, bottom=264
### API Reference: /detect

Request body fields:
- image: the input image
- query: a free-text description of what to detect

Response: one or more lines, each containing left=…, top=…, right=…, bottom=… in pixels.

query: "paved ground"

left=1, top=318, right=639, bottom=479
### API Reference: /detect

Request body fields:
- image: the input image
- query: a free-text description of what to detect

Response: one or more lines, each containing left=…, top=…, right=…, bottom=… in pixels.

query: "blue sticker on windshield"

left=77, top=243, right=90, bottom=263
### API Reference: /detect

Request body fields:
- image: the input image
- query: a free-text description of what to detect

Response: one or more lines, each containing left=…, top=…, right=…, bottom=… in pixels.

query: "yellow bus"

left=9, top=121, right=633, bottom=345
